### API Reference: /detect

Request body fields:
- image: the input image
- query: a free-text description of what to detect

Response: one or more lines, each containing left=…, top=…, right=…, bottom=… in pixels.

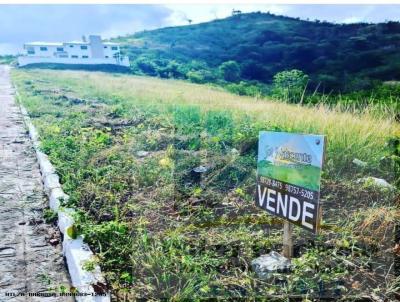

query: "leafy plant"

left=43, top=208, right=58, bottom=224
left=219, top=60, right=241, bottom=82
left=273, top=69, right=309, bottom=103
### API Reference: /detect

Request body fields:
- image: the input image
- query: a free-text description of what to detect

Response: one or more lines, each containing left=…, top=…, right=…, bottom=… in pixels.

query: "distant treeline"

left=0, top=55, right=15, bottom=65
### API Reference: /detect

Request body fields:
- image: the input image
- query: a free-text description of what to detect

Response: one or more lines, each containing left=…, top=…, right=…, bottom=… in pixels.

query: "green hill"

left=112, top=12, right=400, bottom=93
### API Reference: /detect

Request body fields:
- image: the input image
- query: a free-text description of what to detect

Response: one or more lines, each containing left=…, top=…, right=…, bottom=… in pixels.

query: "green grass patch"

left=258, top=160, right=322, bottom=191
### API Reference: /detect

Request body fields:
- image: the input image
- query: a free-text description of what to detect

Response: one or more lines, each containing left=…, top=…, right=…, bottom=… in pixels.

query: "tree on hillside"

left=273, top=69, right=309, bottom=103
left=219, top=61, right=241, bottom=82
left=241, top=60, right=270, bottom=81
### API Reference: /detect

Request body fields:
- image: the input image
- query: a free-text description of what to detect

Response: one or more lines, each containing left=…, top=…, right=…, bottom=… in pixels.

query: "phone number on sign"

left=284, top=184, right=314, bottom=200
left=259, top=176, right=314, bottom=200
left=260, top=176, right=283, bottom=189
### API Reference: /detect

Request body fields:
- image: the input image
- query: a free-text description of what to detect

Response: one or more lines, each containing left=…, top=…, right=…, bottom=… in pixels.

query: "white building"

left=18, top=35, right=129, bottom=67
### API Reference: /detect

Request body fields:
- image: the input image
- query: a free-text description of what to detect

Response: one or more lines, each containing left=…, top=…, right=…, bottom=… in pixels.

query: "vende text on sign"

left=256, top=131, right=326, bottom=233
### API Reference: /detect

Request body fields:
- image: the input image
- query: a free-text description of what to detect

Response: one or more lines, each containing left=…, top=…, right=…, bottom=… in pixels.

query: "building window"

left=71, top=55, right=78, bottom=58
left=80, top=45, right=88, bottom=50
left=40, top=47, right=48, bottom=51
left=56, top=47, right=64, bottom=52
left=111, top=46, right=118, bottom=51
left=82, top=55, right=89, bottom=58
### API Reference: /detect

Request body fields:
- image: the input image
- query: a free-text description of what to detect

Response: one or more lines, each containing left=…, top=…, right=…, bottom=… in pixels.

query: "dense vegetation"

left=12, top=69, right=399, bottom=301
left=111, top=12, right=400, bottom=110
left=0, top=55, right=16, bottom=65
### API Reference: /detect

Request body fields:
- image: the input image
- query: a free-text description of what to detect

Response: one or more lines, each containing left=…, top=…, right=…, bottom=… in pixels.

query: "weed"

left=43, top=208, right=58, bottom=224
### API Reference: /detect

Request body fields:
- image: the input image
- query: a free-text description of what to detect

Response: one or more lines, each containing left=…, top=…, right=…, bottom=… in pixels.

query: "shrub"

left=186, top=69, right=216, bottom=84
left=133, top=56, right=157, bottom=76
left=273, top=69, right=309, bottom=103
left=219, top=60, right=241, bottom=82
left=225, top=81, right=266, bottom=97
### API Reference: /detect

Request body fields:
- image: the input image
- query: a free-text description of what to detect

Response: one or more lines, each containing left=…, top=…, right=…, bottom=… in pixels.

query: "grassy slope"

left=15, top=69, right=398, bottom=172
left=12, top=68, right=399, bottom=300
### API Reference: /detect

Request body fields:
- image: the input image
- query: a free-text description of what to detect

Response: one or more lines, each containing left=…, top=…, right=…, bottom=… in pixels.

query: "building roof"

left=24, top=42, right=64, bottom=46
left=23, top=38, right=119, bottom=48
left=65, top=41, right=90, bottom=45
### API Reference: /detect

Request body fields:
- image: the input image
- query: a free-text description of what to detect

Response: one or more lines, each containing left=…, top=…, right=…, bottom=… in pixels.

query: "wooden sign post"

left=255, top=131, right=326, bottom=258
left=282, top=221, right=294, bottom=259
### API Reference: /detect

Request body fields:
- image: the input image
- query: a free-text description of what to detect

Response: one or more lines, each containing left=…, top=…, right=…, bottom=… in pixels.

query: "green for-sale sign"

left=256, top=131, right=326, bottom=233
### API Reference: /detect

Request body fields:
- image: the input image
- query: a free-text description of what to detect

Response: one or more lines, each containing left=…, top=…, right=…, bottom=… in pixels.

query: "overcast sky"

left=1, top=4, right=400, bottom=55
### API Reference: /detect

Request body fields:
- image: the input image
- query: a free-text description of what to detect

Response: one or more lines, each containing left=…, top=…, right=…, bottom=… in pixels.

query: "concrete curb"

left=14, top=86, right=111, bottom=302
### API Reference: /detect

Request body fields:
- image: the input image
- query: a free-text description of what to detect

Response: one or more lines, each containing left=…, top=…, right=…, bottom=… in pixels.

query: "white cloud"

left=342, top=16, right=363, bottom=24
left=100, top=20, right=158, bottom=38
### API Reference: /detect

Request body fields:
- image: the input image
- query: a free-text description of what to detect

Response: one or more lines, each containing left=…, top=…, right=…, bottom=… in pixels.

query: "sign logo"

left=256, top=131, right=326, bottom=233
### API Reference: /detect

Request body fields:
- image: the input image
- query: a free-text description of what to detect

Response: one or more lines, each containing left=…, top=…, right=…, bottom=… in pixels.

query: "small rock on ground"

left=251, top=251, right=291, bottom=280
